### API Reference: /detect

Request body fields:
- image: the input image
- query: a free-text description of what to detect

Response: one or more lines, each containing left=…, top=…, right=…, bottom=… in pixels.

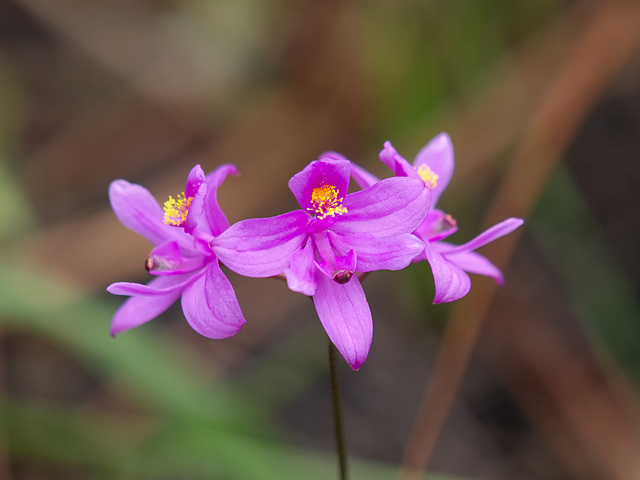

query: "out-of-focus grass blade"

left=532, top=166, right=640, bottom=379
left=0, top=261, right=262, bottom=430
left=1, top=397, right=148, bottom=473
left=1, top=397, right=468, bottom=480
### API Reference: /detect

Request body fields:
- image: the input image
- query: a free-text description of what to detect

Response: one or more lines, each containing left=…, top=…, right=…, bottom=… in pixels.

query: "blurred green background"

left=1, top=0, right=640, bottom=479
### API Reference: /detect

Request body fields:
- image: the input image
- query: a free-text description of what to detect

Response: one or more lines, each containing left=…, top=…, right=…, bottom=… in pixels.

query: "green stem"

left=329, top=342, right=349, bottom=480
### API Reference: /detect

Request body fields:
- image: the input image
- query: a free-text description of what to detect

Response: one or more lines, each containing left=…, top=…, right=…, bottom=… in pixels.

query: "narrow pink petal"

left=284, top=239, right=317, bottom=296
left=424, top=242, right=471, bottom=304
left=107, top=273, right=193, bottom=296
left=108, top=275, right=190, bottom=336
left=349, top=162, right=381, bottom=190
left=181, top=263, right=245, bottom=339
left=211, top=210, right=309, bottom=277
left=329, top=231, right=424, bottom=272
left=442, top=218, right=524, bottom=255
left=109, top=180, right=183, bottom=246
left=204, top=164, right=239, bottom=236
left=312, top=274, right=373, bottom=370
left=184, top=165, right=207, bottom=234
left=379, top=141, right=419, bottom=178
left=444, top=249, right=504, bottom=285
left=413, top=132, right=454, bottom=207
left=334, top=177, right=430, bottom=237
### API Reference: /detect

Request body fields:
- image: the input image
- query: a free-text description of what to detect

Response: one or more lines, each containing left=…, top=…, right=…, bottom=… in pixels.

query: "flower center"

left=417, top=164, right=439, bottom=189
left=308, top=184, right=348, bottom=220
left=163, top=192, right=193, bottom=226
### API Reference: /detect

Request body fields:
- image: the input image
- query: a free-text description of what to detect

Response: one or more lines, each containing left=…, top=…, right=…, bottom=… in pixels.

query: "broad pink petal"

left=424, top=242, right=471, bottom=304
left=204, top=164, right=239, bottom=236
left=108, top=275, right=191, bottom=336
left=413, top=132, right=454, bottom=207
left=289, top=158, right=350, bottom=212
left=184, top=165, right=207, bottom=234
left=379, top=141, right=419, bottom=178
left=284, top=239, right=317, bottom=296
left=312, top=274, right=373, bottom=370
left=329, top=231, right=424, bottom=272
left=349, top=162, right=380, bottom=190
left=334, top=177, right=429, bottom=237
left=109, top=180, right=183, bottom=247
left=443, top=218, right=524, bottom=255
left=181, top=262, right=245, bottom=339
left=211, top=210, right=309, bottom=277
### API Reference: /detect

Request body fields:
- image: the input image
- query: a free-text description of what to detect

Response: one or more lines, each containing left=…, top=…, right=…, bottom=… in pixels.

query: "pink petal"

left=312, top=274, right=373, bottom=370
left=444, top=249, right=504, bottom=285
left=204, top=164, right=239, bottom=236
left=211, top=210, right=309, bottom=277
left=107, top=273, right=193, bottom=296
left=379, top=141, right=420, bottom=178
left=442, top=218, right=524, bottom=255
left=184, top=165, right=207, bottom=234
left=108, top=275, right=191, bottom=336
left=334, top=177, right=430, bottom=237
left=313, top=231, right=356, bottom=280
left=414, top=209, right=458, bottom=242
left=329, top=231, right=424, bottom=272
left=413, top=132, right=454, bottom=207
left=181, top=263, right=245, bottom=339
left=424, top=242, right=471, bottom=304
left=284, top=239, right=318, bottom=296
left=145, top=241, right=205, bottom=275
left=109, top=180, right=184, bottom=247
left=289, top=158, right=351, bottom=212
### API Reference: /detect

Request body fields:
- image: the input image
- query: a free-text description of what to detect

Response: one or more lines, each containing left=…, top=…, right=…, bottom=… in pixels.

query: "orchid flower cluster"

left=108, top=133, right=523, bottom=370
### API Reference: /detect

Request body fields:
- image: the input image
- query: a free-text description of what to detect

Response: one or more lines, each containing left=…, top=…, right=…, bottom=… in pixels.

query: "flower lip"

left=289, top=157, right=350, bottom=213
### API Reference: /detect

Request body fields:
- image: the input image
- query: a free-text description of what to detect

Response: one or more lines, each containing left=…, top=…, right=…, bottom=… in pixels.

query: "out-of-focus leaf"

left=0, top=67, right=33, bottom=240
left=0, top=261, right=262, bottom=430
left=1, top=398, right=468, bottom=480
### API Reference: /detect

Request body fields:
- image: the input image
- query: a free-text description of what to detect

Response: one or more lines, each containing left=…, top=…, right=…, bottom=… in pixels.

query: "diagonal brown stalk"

left=399, top=1, right=640, bottom=478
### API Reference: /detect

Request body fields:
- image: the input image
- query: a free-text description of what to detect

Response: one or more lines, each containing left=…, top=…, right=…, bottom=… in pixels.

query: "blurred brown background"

left=1, top=0, right=640, bottom=479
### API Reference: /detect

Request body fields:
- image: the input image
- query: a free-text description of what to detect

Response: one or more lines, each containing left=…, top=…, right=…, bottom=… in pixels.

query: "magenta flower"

left=211, top=157, right=430, bottom=370
left=350, top=133, right=524, bottom=304
left=107, top=164, right=245, bottom=339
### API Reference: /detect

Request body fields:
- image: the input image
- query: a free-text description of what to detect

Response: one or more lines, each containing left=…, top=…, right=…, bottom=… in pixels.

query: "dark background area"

left=1, top=0, right=640, bottom=479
